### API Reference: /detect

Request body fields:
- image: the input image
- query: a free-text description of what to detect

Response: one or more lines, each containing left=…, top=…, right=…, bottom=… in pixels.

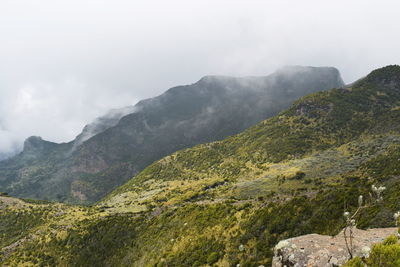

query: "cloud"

left=1, top=0, right=400, bottom=155
left=0, top=77, right=137, bottom=153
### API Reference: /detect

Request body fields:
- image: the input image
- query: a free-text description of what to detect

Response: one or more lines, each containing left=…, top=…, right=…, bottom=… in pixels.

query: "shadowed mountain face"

left=0, top=66, right=343, bottom=203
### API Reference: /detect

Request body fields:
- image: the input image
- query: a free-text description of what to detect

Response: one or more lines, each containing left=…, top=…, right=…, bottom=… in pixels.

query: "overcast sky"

left=1, top=0, right=400, bottom=154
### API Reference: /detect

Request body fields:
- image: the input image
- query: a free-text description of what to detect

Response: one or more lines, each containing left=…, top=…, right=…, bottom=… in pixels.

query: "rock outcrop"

left=272, top=227, right=398, bottom=267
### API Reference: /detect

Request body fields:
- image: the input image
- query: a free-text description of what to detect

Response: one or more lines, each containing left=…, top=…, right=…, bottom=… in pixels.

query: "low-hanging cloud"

left=1, top=0, right=400, bottom=156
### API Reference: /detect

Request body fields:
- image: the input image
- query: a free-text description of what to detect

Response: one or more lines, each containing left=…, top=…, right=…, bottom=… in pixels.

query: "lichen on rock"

left=272, top=227, right=398, bottom=267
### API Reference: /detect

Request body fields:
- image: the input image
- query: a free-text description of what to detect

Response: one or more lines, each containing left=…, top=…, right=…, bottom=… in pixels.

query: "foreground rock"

left=272, top=227, right=398, bottom=267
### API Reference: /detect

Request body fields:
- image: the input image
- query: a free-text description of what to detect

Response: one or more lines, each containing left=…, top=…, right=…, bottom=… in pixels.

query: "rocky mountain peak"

left=23, top=136, right=44, bottom=152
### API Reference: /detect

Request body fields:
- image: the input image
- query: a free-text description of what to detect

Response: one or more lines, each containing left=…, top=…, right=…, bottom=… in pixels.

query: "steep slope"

left=107, top=65, right=400, bottom=203
left=0, top=66, right=343, bottom=203
left=1, top=65, right=400, bottom=267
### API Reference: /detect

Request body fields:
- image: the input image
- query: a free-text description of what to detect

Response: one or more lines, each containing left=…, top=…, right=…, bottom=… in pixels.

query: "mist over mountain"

left=0, top=152, right=15, bottom=161
left=73, top=105, right=137, bottom=147
left=0, top=66, right=343, bottom=203
left=2, top=65, right=400, bottom=266
left=3, top=1, right=400, bottom=266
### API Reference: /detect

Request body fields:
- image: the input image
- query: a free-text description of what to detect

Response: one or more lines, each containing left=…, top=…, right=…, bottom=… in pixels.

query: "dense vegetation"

left=1, top=65, right=400, bottom=266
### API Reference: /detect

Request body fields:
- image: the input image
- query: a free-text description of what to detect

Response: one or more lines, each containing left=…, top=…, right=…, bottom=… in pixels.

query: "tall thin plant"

left=343, top=185, right=386, bottom=259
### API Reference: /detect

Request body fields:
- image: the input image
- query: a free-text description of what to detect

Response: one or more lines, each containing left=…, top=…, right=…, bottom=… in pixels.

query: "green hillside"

left=1, top=65, right=400, bottom=266
left=0, top=66, right=343, bottom=204
left=106, top=65, right=400, bottom=207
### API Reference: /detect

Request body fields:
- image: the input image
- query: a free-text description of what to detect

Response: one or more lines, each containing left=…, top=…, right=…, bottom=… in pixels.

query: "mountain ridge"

left=0, top=66, right=343, bottom=203
left=1, top=65, right=400, bottom=266
left=106, top=65, right=400, bottom=205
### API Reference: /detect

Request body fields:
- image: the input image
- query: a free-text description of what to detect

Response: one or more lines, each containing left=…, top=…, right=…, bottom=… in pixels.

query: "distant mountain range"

left=0, top=66, right=343, bottom=203
left=2, top=65, right=400, bottom=266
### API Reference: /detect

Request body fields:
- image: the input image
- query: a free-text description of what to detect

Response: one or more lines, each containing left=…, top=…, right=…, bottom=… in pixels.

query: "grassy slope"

left=2, top=66, right=400, bottom=266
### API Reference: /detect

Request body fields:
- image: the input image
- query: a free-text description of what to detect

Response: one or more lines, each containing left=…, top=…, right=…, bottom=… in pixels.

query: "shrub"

left=343, top=235, right=400, bottom=267
left=207, top=252, right=219, bottom=264
left=342, top=257, right=364, bottom=267
left=366, top=235, right=400, bottom=266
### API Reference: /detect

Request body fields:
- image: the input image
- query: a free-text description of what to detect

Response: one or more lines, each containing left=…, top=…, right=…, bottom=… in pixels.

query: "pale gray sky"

left=1, top=0, right=400, bottom=153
